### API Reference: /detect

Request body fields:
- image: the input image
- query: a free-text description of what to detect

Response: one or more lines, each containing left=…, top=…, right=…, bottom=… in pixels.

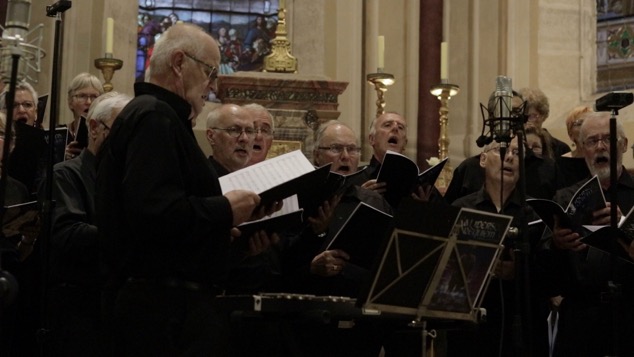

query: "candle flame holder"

left=367, top=70, right=395, bottom=118
left=430, top=82, right=460, bottom=190
left=94, top=56, right=123, bottom=93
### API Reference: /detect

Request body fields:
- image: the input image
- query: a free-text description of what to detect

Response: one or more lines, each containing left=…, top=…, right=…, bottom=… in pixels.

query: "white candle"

left=377, top=35, right=385, bottom=69
left=440, top=41, right=448, bottom=80
left=106, top=18, right=114, bottom=55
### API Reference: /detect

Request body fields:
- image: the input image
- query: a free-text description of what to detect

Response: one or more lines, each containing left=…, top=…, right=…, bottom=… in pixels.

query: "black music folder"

left=359, top=198, right=512, bottom=322
left=376, top=151, right=447, bottom=207
left=527, top=175, right=605, bottom=234
left=297, top=168, right=366, bottom=220
left=580, top=226, right=633, bottom=263
left=234, top=209, right=304, bottom=251
left=324, top=201, right=394, bottom=270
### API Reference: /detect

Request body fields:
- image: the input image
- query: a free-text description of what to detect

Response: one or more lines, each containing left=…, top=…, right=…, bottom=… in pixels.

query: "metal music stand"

left=358, top=199, right=513, bottom=357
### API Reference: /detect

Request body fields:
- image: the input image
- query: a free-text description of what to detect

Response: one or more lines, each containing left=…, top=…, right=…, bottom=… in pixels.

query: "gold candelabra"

left=263, top=0, right=298, bottom=73
left=94, top=55, right=123, bottom=93
left=430, top=82, right=459, bottom=189
left=367, top=70, right=395, bottom=117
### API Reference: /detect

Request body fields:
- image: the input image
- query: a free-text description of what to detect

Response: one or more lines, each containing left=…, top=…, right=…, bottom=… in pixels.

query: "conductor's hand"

left=225, top=190, right=261, bottom=226
left=310, top=249, right=350, bottom=277
left=308, top=194, right=341, bottom=236
left=361, top=179, right=387, bottom=194
left=552, top=216, right=586, bottom=251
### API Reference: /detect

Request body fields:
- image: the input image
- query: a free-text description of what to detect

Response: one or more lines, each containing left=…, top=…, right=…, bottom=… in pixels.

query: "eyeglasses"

left=99, top=121, right=111, bottom=131
left=255, top=127, right=273, bottom=137
left=73, top=94, right=99, bottom=102
left=486, top=146, right=520, bottom=157
left=317, top=144, right=361, bottom=156
left=184, top=52, right=218, bottom=82
left=213, top=126, right=255, bottom=138
left=13, top=101, right=35, bottom=110
left=527, top=113, right=541, bottom=121
left=583, top=136, right=621, bottom=149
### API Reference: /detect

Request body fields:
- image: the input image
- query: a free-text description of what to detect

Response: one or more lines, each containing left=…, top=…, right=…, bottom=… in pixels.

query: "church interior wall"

left=25, top=0, right=634, bottom=169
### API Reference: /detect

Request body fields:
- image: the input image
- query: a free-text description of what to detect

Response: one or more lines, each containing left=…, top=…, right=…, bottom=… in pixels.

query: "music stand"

left=358, top=199, right=513, bottom=356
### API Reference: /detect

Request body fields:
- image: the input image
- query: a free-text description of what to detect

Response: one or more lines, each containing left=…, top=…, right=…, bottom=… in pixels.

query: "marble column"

left=417, top=0, right=443, bottom=169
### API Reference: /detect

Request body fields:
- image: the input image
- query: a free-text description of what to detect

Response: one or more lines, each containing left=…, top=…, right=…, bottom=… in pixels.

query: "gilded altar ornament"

left=94, top=57, right=123, bottom=93
left=263, top=0, right=298, bottom=73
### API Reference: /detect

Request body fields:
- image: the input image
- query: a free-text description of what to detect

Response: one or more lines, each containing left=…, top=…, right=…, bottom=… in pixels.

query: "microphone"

left=0, top=0, right=46, bottom=84
left=492, top=75, right=513, bottom=145
left=477, top=76, right=521, bottom=147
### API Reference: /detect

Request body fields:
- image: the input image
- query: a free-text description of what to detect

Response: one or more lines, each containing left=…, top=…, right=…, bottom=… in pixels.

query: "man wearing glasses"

left=95, top=23, right=278, bottom=356
left=205, top=103, right=255, bottom=175
left=243, top=103, right=274, bottom=166
left=45, top=92, right=130, bottom=356
left=548, top=111, right=634, bottom=356
left=278, top=120, right=392, bottom=357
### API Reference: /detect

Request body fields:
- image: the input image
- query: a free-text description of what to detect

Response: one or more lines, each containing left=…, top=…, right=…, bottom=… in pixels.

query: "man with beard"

left=206, top=104, right=255, bottom=175
left=548, top=111, right=634, bottom=356
left=243, top=103, right=274, bottom=165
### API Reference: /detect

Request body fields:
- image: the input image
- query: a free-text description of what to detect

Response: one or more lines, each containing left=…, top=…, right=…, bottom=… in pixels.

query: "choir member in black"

left=205, top=103, right=255, bottom=176
left=45, top=92, right=130, bottom=356
left=448, top=137, right=548, bottom=357
left=64, top=73, right=104, bottom=160
left=280, top=120, right=392, bottom=357
left=445, top=90, right=563, bottom=204
left=356, top=111, right=444, bottom=207
left=556, top=105, right=592, bottom=187
left=519, top=87, right=571, bottom=157
left=95, top=23, right=278, bottom=357
left=548, top=112, right=634, bottom=356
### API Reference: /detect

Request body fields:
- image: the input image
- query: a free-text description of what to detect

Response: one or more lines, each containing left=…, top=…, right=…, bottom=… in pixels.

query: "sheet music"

left=219, top=150, right=315, bottom=194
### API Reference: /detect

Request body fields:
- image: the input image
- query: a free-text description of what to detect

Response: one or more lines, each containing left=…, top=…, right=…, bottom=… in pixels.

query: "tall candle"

left=106, top=18, right=114, bottom=55
left=377, top=35, right=385, bottom=69
left=440, top=41, right=448, bottom=80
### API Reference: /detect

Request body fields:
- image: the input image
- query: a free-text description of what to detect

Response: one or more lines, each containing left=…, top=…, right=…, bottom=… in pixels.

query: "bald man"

left=95, top=23, right=278, bottom=356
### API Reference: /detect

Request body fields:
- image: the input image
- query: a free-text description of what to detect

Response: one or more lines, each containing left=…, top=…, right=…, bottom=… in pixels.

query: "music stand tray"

left=358, top=199, right=512, bottom=323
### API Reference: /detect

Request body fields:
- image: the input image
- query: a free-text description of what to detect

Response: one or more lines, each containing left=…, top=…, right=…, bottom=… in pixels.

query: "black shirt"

left=96, top=82, right=233, bottom=286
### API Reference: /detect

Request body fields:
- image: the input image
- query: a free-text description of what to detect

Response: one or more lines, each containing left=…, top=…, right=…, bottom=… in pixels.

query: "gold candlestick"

left=263, top=0, right=298, bottom=73
left=367, top=70, right=395, bottom=117
left=94, top=56, right=123, bottom=92
left=430, top=82, right=459, bottom=189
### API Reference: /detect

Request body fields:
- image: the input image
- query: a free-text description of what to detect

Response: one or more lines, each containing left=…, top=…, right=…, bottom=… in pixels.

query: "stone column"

left=417, top=0, right=443, bottom=169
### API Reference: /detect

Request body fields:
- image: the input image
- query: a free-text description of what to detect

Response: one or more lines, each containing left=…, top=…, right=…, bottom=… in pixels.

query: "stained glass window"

left=137, top=0, right=278, bottom=82
left=597, top=0, right=634, bottom=91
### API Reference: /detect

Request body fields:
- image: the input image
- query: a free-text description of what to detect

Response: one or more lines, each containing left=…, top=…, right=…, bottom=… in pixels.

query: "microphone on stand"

left=477, top=76, right=526, bottom=148
left=0, top=0, right=46, bottom=84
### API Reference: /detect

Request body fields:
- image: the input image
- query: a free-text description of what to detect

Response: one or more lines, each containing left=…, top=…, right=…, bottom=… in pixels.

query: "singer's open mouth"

left=388, top=136, right=398, bottom=144
left=253, top=144, right=262, bottom=152
left=595, top=156, right=609, bottom=164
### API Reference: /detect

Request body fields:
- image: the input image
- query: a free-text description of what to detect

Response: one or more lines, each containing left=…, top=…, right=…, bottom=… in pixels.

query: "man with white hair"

left=46, top=92, right=131, bottom=356
left=206, top=104, right=254, bottom=174
left=95, top=23, right=278, bottom=356
left=549, top=111, right=634, bottom=356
